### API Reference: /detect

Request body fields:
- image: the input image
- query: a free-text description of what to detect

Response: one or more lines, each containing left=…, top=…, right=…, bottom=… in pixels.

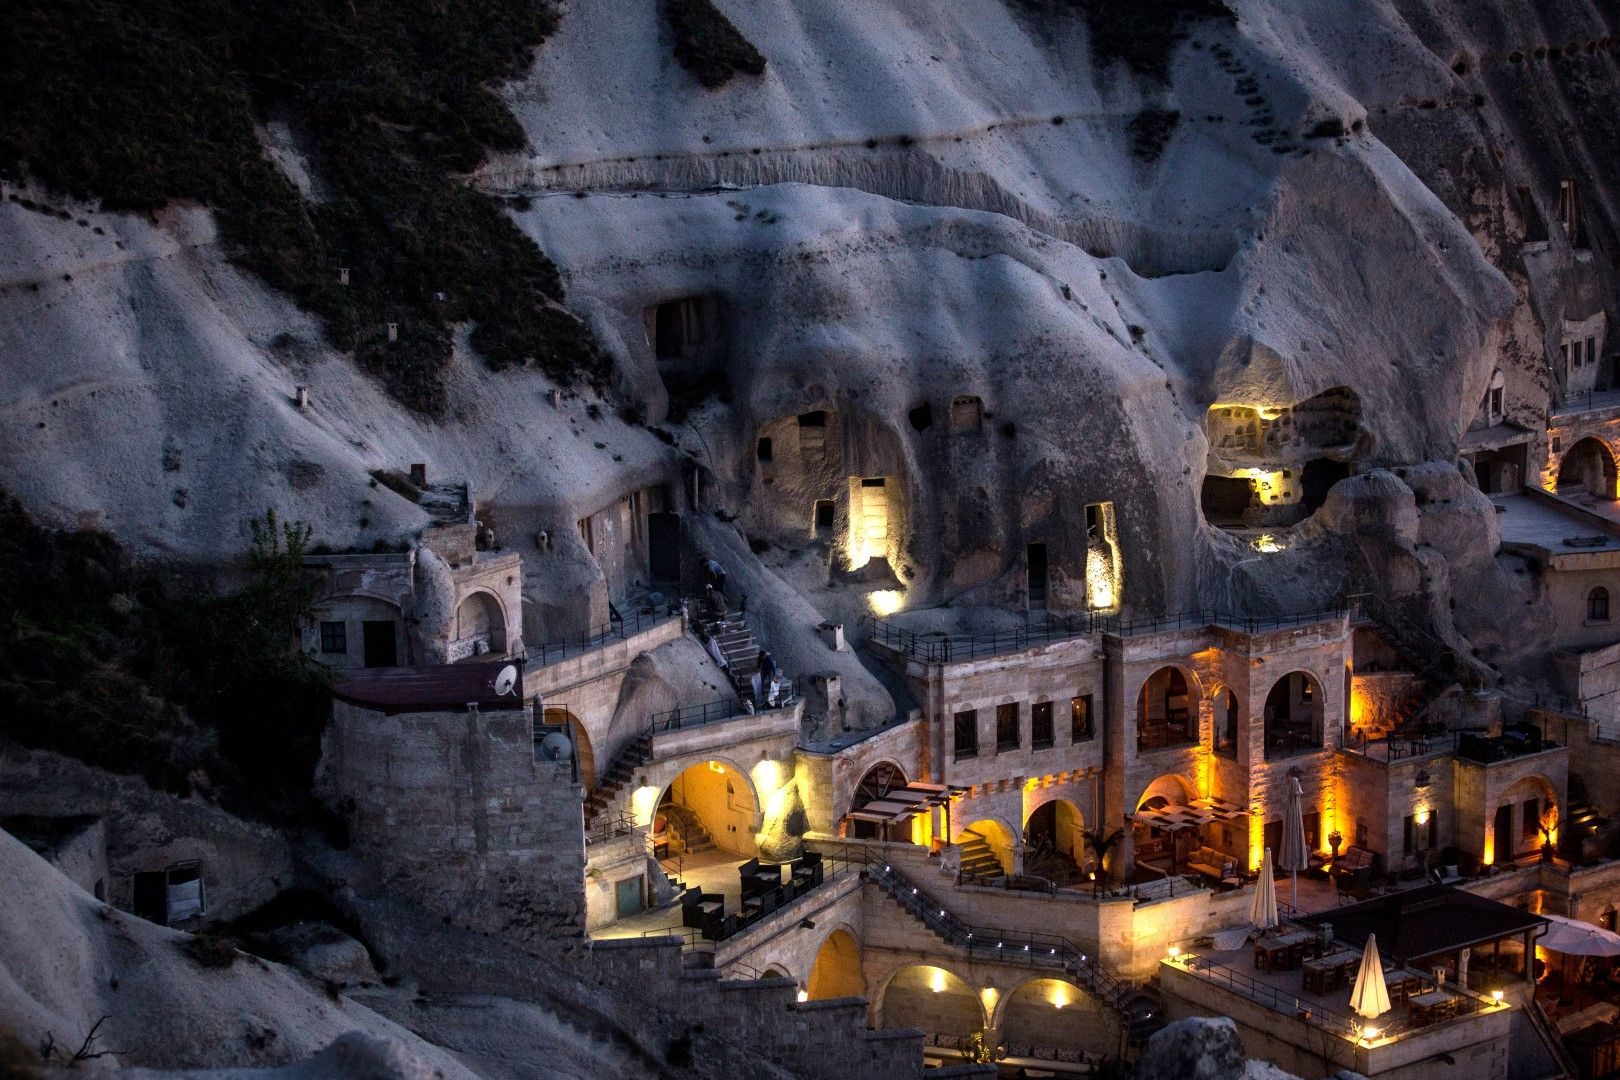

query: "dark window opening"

left=908, top=403, right=934, bottom=431
left=996, top=703, right=1020, bottom=753
left=756, top=437, right=773, bottom=462
left=1027, top=543, right=1047, bottom=610
left=1299, top=458, right=1351, bottom=515
left=1200, top=474, right=1254, bottom=527
left=1071, top=695, right=1094, bottom=742
left=813, top=500, right=835, bottom=533
left=1263, top=671, right=1323, bottom=759
left=1031, top=701, right=1054, bottom=749
left=798, top=410, right=827, bottom=428
left=1138, top=669, right=1195, bottom=751
left=1590, top=587, right=1610, bottom=622
left=362, top=620, right=398, bottom=667
left=319, top=620, right=347, bottom=654
left=953, top=710, right=978, bottom=760
left=861, top=477, right=886, bottom=487
left=1215, top=689, right=1238, bottom=755
left=1522, top=798, right=1540, bottom=841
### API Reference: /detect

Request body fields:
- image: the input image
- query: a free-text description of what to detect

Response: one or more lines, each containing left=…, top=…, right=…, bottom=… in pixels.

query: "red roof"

left=332, top=660, right=525, bottom=714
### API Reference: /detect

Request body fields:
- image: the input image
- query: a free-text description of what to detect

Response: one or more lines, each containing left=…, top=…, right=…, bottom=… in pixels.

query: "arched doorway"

left=1024, top=800, right=1084, bottom=882
left=1131, top=776, right=1198, bottom=878
left=878, top=966, right=981, bottom=1038
left=543, top=707, right=594, bottom=793
left=806, top=929, right=863, bottom=1000
left=1559, top=438, right=1618, bottom=499
left=452, top=591, right=507, bottom=660
left=1263, top=671, right=1324, bottom=759
left=997, top=978, right=1112, bottom=1059
left=1137, top=667, right=1199, bottom=750
left=658, top=760, right=759, bottom=861
left=845, top=761, right=908, bottom=842
left=1213, top=687, right=1240, bottom=755
left=953, top=818, right=1015, bottom=878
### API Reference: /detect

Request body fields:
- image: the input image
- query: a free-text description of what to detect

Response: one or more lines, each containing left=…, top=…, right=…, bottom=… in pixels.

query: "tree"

left=1082, top=827, right=1125, bottom=896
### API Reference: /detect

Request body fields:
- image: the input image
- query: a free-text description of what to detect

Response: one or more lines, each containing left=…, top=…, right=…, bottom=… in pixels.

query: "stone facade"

left=317, top=697, right=586, bottom=952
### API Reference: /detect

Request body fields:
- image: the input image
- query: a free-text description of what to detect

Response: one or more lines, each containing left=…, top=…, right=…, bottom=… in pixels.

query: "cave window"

left=1031, top=702, right=1054, bottom=749
left=1589, top=338, right=1598, bottom=368
left=1589, top=587, right=1610, bottom=623
left=756, top=437, right=773, bottom=462
left=954, top=710, right=979, bottom=760
left=950, top=395, right=983, bottom=430
left=908, top=403, right=934, bottom=431
left=813, top=500, right=834, bottom=535
left=653, top=297, right=708, bottom=361
left=798, top=411, right=827, bottom=428
left=996, top=703, right=1021, bottom=753
left=1559, top=179, right=1585, bottom=247
left=1071, top=694, right=1094, bottom=742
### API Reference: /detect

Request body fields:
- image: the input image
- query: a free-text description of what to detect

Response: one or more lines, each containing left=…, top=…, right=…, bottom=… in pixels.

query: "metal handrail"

left=585, top=810, right=640, bottom=847
left=648, top=682, right=798, bottom=734
left=861, top=607, right=1349, bottom=663
left=530, top=609, right=679, bottom=667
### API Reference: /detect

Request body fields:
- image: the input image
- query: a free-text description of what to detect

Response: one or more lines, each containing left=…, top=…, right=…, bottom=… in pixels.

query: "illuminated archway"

left=1131, top=775, right=1199, bottom=875
left=1024, top=799, right=1084, bottom=879
left=806, top=928, right=864, bottom=1001
left=658, top=759, right=760, bottom=859
left=1263, top=671, right=1324, bottom=759
left=452, top=590, right=507, bottom=659
left=1493, top=775, right=1560, bottom=863
left=543, top=707, right=594, bottom=793
left=877, top=965, right=981, bottom=1036
left=1137, top=666, right=1201, bottom=751
left=844, top=760, right=910, bottom=842
left=996, top=977, right=1112, bottom=1058
left=954, top=818, right=1015, bottom=877
left=1559, top=438, right=1618, bottom=499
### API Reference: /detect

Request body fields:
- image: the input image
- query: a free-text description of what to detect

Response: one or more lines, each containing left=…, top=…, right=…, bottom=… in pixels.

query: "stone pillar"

left=1458, top=947, right=1470, bottom=990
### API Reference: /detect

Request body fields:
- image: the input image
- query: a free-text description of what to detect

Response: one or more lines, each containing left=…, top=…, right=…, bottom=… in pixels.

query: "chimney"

left=409, top=463, right=427, bottom=487
left=387, top=322, right=399, bottom=343
left=294, top=385, right=308, bottom=409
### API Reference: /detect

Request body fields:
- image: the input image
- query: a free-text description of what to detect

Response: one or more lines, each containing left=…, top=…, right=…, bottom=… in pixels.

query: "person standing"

left=705, top=557, right=727, bottom=596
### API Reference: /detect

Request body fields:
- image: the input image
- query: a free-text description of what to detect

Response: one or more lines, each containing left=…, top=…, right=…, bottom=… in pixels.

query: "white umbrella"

left=1350, top=933, right=1391, bottom=1020
left=1251, top=847, right=1278, bottom=930
left=1538, top=913, right=1620, bottom=956
left=1277, top=775, right=1311, bottom=913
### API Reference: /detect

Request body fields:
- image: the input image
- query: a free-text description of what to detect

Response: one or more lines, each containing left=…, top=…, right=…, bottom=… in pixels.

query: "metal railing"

left=529, top=609, right=680, bottom=667
left=1175, top=950, right=1493, bottom=1043
left=585, top=810, right=640, bottom=847
left=862, top=607, right=1348, bottom=663
left=648, top=681, right=798, bottom=734
left=1338, top=728, right=1563, bottom=765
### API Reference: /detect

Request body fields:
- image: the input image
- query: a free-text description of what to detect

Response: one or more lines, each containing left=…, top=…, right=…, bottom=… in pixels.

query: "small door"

left=362, top=620, right=398, bottom=667
left=648, top=512, right=681, bottom=583
left=616, top=876, right=645, bottom=918
left=1027, top=543, right=1048, bottom=609
left=1494, top=804, right=1514, bottom=861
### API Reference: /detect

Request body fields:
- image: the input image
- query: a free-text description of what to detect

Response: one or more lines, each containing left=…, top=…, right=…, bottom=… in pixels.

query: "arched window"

left=1590, top=587, right=1610, bottom=623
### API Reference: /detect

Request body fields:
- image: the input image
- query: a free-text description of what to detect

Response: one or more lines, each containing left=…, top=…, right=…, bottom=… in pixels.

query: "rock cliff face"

left=2, top=0, right=1616, bottom=694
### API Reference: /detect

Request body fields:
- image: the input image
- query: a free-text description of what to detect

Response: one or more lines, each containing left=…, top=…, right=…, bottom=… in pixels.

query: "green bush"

left=0, top=0, right=605, bottom=416
left=662, top=0, right=767, bottom=89
left=0, top=495, right=330, bottom=822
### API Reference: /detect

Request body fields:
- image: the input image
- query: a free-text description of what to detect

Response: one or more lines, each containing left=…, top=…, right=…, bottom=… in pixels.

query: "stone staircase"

left=853, top=848, right=1164, bottom=1044
left=957, top=830, right=1006, bottom=878
left=699, top=611, right=763, bottom=704
left=661, top=802, right=715, bottom=855
left=583, top=732, right=652, bottom=827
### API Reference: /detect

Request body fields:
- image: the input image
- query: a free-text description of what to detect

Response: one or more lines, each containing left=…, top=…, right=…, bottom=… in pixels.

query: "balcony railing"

left=529, top=609, right=680, bottom=667
left=648, top=681, right=797, bottom=734
left=863, top=607, right=1348, bottom=663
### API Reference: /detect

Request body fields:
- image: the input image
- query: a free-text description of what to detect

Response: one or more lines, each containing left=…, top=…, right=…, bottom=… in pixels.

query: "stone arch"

left=1136, top=665, right=1202, bottom=751
left=806, top=927, right=864, bottom=1001
left=1559, top=437, right=1618, bottom=499
left=657, top=757, right=761, bottom=859
left=543, top=707, right=595, bottom=793
left=843, top=759, right=911, bottom=842
left=1589, top=586, right=1611, bottom=623
left=1130, top=774, right=1198, bottom=874
left=954, top=817, right=1017, bottom=877
left=1135, top=774, right=1197, bottom=810
left=1263, top=670, right=1325, bottom=759
left=762, top=965, right=788, bottom=978
left=874, top=964, right=983, bottom=1034
left=1024, top=798, right=1085, bottom=880
left=993, top=976, right=1114, bottom=1057
left=452, top=588, right=507, bottom=659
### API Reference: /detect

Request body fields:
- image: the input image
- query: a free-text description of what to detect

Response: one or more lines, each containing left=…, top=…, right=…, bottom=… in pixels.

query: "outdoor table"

left=1255, top=930, right=1315, bottom=971
left=1302, top=950, right=1360, bottom=993
left=1188, top=862, right=1223, bottom=883
left=1384, top=969, right=1424, bottom=1004
left=1409, top=989, right=1459, bottom=1025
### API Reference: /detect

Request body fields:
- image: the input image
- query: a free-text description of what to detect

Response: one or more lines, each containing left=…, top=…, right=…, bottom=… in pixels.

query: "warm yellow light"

left=1051, top=986, right=1069, bottom=1009
left=930, top=969, right=947, bottom=994
left=708, top=760, right=725, bottom=775
left=1492, top=990, right=1504, bottom=1004
left=1168, top=945, right=1181, bottom=960
left=867, top=590, right=905, bottom=617
left=979, top=987, right=999, bottom=1012
left=1415, top=808, right=1430, bottom=826
left=797, top=989, right=808, bottom=1003
left=1253, top=533, right=1283, bottom=554
left=1361, top=1027, right=1380, bottom=1043
left=750, top=759, right=787, bottom=799
left=631, top=784, right=661, bottom=827
left=1483, top=832, right=1495, bottom=866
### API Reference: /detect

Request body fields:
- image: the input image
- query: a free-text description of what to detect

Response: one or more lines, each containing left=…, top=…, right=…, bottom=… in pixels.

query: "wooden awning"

left=845, top=781, right=967, bottom=824
left=1128, top=796, right=1248, bottom=832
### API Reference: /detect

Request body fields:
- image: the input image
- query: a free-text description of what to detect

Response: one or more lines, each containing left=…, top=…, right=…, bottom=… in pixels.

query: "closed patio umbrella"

left=1251, top=847, right=1278, bottom=930
left=1278, top=774, right=1311, bottom=913
left=1350, top=933, right=1392, bottom=1020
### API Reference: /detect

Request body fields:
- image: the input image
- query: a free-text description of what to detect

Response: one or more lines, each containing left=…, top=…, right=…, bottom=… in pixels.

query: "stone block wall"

left=318, top=699, right=586, bottom=951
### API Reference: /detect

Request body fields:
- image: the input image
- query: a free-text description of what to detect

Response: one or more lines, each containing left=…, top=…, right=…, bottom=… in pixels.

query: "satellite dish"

left=538, top=731, right=572, bottom=762
left=493, top=664, right=519, bottom=697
